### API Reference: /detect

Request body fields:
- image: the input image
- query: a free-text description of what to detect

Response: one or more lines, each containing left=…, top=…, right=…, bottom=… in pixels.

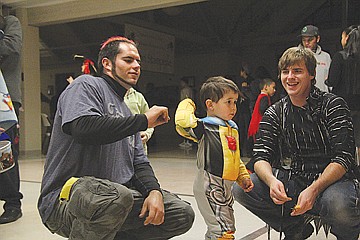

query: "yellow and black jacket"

left=175, top=98, right=249, bottom=182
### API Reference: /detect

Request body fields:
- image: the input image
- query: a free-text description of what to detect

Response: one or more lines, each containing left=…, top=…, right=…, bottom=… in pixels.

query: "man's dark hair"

left=278, top=47, right=317, bottom=85
left=343, top=25, right=360, bottom=58
left=97, top=36, right=137, bottom=73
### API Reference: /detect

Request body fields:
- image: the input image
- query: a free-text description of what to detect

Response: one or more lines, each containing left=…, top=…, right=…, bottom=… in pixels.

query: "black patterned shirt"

left=253, top=86, right=355, bottom=182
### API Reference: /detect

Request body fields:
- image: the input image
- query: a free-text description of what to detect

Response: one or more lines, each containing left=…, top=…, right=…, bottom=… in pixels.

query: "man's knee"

left=69, top=177, right=134, bottom=223
left=163, top=192, right=195, bottom=234
left=180, top=203, right=195, bottom=232
left=320, top=181, right=358, bottom=225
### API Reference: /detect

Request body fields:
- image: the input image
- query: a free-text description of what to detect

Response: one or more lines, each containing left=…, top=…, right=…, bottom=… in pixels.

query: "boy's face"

left=206, top=91, right=238, bottom=121
left=265, top=82, right=276, bottom=96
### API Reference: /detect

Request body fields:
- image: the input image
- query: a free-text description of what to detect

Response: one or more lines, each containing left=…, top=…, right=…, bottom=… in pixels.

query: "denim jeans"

left=45, top=176, right=194, bottom=240
left=232, top=171, right=360, bottom=240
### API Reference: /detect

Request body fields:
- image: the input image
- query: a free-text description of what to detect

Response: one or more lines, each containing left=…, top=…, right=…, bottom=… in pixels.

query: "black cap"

left=300, top=25, right=319, bottom=37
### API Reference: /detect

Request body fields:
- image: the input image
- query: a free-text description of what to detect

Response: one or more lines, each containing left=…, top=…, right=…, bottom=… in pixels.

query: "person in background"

left=124, top=87, right=154, bottom=155
left=175, top=76, right=253, bottom=240
left=0, top=13, right=23, bottom=224
left=235, top=64, right=254, bottom=157
left=248, top=78, right=276, bottom=140
left=326, top=24, right=360, bottom=163
left=67, top=55, right=98, bottom=84
left=299, top=24, right=331, bottom=92
left=50, top=56, right=98, bottom=121
left=145, top=82, right=158, bottom=106
left=38, top=36, right=194, bottom=240
left=239, top=64, right=256, bottom=112
left=233, top=47, right=359, bottom=240
left=246, top=78, right=276, bottom=173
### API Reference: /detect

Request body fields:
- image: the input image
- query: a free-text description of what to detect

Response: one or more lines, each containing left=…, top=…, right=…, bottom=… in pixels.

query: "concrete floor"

left=1, top=143, right=337, bottom=240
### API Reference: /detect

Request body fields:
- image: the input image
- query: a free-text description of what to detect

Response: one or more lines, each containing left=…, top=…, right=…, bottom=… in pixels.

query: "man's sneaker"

left=0, top=209, right=22, bottom=224
left=283, top=223, right=314, bottom=240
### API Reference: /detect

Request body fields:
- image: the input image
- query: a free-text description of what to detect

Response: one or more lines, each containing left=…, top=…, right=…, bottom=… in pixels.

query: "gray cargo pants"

left=45, top=176, right=195, bottom=240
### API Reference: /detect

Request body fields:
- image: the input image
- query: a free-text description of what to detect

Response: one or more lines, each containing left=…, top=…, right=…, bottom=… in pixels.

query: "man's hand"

left=291, top=163, right=346, bottom=216
left=139, top=190, right=164, bottom=226
left=291, top=185, right=318, bottom=216
left=254, top=161, right=292, bottom=205
left=145, top=106, right=169, bottom=128
left=269, top=178, right=292, bottom=205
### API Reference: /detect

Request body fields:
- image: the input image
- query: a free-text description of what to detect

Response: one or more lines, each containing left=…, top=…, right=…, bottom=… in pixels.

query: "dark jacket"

left=0, top=15, right=22, bottom=104
left=326, top=50, right=360, bottom=110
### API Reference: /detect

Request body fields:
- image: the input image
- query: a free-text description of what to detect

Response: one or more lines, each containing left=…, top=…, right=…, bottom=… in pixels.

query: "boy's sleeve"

left=175, top=98, right=199, bottom=142
left=236, top=159, right=251, bottom=183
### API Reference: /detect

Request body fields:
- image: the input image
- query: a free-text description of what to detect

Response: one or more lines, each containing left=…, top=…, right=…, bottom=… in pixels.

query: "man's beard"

left=111, top=67, right=136, bottom=88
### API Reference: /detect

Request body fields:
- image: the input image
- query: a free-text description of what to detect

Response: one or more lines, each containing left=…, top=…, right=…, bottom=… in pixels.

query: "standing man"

left=233, top=47, right=359, bottom=240
left=236, top=64, right=254, bottom=157
left=38, top=36, right=194, bottom=240
left=299, top=24, right=331, bottom=92
left=0, top=13, right=23, bottom=224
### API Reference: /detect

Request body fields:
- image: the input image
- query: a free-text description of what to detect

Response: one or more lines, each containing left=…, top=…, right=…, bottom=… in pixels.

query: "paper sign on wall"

left=125, top=24, right=175, bottom=74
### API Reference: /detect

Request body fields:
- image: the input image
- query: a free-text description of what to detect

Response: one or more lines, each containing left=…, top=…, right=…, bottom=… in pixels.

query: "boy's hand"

left=237, top=178, right=254, bottom=192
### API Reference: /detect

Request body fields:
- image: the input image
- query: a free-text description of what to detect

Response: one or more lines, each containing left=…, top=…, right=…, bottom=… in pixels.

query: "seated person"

left=233, top=47, right=360, bottom=240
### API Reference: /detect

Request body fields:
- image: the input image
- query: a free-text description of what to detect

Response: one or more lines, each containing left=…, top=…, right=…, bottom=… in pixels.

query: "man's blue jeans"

left=232, top=172, right=360, bottom=240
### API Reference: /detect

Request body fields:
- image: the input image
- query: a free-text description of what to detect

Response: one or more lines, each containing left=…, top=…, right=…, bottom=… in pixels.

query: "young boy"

left=246, top=78, right=275, bottom=173
left=175, top=76, right=254, bottom=240
left=247, top=78, right=276, bottom=140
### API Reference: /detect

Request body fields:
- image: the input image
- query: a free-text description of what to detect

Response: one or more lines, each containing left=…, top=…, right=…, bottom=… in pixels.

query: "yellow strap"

left=59, top=177, right=79, bottom=201
left=218, top=231, right=235, bottom=239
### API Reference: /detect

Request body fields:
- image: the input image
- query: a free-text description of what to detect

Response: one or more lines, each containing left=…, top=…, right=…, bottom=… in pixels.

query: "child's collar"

left=199, top=116, right=238, bottom=129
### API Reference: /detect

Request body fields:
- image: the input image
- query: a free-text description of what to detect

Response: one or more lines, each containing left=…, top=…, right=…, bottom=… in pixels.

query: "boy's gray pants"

left=45, top=176, right=195, bottom=240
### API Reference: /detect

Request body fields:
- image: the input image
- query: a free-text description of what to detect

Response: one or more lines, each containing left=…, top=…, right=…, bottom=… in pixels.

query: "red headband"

left=100, top=36, right=135, bottom=50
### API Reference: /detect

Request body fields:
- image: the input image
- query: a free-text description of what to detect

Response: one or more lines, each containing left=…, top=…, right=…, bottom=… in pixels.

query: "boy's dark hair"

left=97, top=36, right=137, bottom=73
left=259, top=78, right=275, bottom=90
left=199, top=76, right=239, bottom=110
